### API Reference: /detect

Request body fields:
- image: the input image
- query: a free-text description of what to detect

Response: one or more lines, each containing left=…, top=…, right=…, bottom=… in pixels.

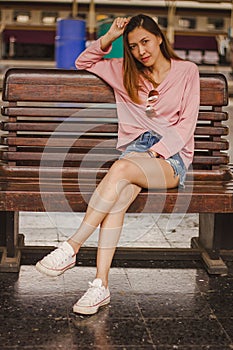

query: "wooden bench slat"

left=193, top=155, right=229, bottom=165
left=2, top=69, right=228, bottom=106
left=3, top=69, right=116, bottom=103
left=0, top=180, right=231, bottom=192
left=194, top=140, right=229, bottom=150
left=4, top=137, right=118, bottom=148
left=2, top=106, right=118, bottom=119
left=2, top=108, right=228, bottom=122
left=195, top=126, right=228, bottom=135
left=3, top=137, right=229, bottom=151
left=0, top=164, right=231, bottom=179
left=2, top=152, right=119, bottom=162
left=3, top=122, right=118, bottom=133
left=3, top=123, right=229, bottom=138
left=198, top=111, right=228, bottom=121
left=0, top=184, right=233, bottom=213
left=1, top=151, right=229, bottom=167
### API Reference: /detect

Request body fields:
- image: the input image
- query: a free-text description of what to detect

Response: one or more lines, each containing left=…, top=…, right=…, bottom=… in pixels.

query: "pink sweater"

left=75, top=38, right=200, bottom=169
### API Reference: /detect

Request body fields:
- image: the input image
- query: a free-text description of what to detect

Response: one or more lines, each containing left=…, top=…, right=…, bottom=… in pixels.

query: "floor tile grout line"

left=123, top=268, right=157, bottom=348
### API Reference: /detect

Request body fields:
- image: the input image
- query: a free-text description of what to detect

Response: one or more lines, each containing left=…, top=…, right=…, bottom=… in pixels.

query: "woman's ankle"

left=67, top=239, right=81, bottom=255
left=95, top=275, right=108, bottom=288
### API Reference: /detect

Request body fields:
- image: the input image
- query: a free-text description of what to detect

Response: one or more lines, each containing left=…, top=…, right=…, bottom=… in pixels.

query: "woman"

left=36, top=14, right=200, bottom=315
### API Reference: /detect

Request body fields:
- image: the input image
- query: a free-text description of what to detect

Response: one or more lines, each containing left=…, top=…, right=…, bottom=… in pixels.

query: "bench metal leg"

left=191, top=213, right=233, bottom=275
left=0, top=211, right=22, bottom=272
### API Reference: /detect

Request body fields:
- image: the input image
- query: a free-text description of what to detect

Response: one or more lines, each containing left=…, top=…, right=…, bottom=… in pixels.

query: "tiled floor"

left=1, top=208, right=233, bottom=349
left=1, top=263, right=233, bottom=349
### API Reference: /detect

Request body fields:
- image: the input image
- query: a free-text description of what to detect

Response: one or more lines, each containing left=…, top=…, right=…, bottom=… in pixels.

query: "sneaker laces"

left=43, top=247, right=70, bottom=267
left=79, top=281, right=105, bottom=304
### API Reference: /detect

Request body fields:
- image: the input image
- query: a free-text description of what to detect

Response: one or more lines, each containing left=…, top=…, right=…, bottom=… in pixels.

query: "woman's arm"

left=75, top=17, right=130, bottom=70
left=100, top=17, right=130, bottom=51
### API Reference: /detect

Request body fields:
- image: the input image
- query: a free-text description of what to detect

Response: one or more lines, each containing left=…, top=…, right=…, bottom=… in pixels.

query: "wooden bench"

left=0, top=68, right=233, bottom=274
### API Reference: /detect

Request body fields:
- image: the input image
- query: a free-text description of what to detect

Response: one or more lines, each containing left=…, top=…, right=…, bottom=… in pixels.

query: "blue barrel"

left=97, top=21, right=123, bottom=58
left=55, top=18, right=86, bottom=69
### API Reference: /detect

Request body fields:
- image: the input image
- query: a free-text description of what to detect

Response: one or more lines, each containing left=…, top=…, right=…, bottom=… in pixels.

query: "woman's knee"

left=109, top=183, right=141, bottom=214
left=109, top=159, right=133, bottom=179
left=107, top=160, right=133, bottom=194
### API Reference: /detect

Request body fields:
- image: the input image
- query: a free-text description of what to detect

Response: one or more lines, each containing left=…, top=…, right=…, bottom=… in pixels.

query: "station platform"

left=0, top=59, right=233, bottom=349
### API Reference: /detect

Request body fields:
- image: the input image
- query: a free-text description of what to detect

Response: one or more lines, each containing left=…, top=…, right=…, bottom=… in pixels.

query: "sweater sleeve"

left=75, top=38, right=115, bottom=80
left=150, top=64, right=200, bottom=160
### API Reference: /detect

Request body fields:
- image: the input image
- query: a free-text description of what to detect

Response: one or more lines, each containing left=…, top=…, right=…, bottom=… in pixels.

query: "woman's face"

left=127, top=26, right=162, bottom=67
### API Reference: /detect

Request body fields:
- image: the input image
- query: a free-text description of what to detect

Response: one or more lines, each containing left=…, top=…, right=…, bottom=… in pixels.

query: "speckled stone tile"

left=157, top=346, right=233, bottom=350
left=146, top=318, right=231, bottom=347
left=202, top=293, right=233, bottom=318
left=194, top=271, right=233, bottom=294
left=71, top=310, right=154, bottom=348
left=135, top=293, right=213, bottom=319
left=218, top=318, right=233, bottom=343
left=0, top=316, right=72, bottom=348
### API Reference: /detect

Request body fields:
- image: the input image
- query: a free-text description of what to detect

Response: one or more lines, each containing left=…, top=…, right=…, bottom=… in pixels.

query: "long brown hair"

left=123, top=14, right=181, bottom=104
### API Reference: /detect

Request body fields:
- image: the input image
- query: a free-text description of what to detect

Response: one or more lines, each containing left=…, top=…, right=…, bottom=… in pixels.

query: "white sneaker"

left=36, top=241, right=76, bottom=277
left=73, top=278, right=110, bottom=315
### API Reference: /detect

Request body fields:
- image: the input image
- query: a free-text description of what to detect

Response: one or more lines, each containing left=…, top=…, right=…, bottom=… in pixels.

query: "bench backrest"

left=0, top=68, right=230, bottom=182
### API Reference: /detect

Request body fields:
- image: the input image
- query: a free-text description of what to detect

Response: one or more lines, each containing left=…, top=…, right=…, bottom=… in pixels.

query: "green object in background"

left=97, top=21, right=123, bottom=58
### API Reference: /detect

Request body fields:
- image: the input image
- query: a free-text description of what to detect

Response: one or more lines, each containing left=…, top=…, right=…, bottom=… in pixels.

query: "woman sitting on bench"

left=36, top=14, right=200, bottom=315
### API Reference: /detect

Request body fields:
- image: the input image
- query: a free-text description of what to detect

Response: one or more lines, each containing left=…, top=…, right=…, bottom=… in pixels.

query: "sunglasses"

left=146, top=90, right=159, bottom=117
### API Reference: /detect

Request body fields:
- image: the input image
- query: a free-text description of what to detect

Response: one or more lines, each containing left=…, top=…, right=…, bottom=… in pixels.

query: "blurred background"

left=0, top=0, right=233, bottom=70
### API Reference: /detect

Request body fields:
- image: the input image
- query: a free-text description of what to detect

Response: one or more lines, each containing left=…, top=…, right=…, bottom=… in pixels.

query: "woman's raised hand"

left=100, top=17, right=130, bottom=51
left=111, top=17, right=130, bottom=38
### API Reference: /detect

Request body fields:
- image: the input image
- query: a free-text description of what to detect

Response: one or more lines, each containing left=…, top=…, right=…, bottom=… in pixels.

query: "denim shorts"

left=119, top=131, right=186, bottom=188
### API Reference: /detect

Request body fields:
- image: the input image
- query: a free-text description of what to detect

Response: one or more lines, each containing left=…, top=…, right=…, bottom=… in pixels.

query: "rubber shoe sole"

left=73, top=294, right=110, bottom=315
left=35, top=259, right=76, bottom=277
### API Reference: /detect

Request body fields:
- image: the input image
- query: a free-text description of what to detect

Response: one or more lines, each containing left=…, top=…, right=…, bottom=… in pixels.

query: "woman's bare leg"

left=96, top=183, right=141, bottom=287
left=68, top=153, right=179, bottom=259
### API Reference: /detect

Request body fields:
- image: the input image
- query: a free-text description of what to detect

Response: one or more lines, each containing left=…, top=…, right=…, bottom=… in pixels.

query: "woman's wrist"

left=100, top=32, right=115, bottom=51
left=100, top=17, right=129, bottom=51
